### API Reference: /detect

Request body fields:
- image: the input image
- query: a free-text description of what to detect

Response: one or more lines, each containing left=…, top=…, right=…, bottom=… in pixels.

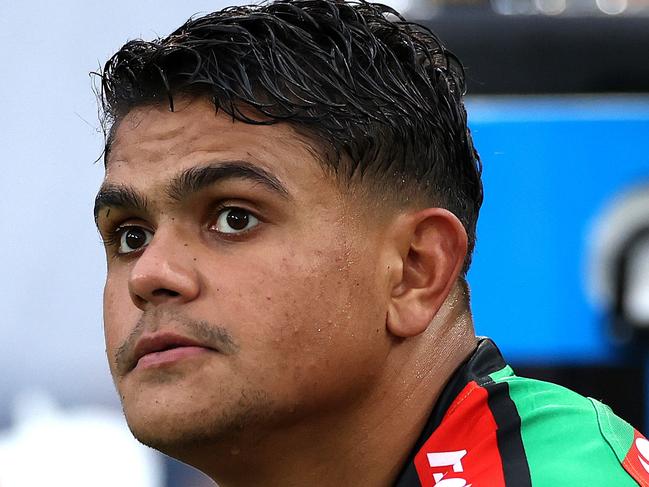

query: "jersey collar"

left=393, top=337, right=507, bottom=486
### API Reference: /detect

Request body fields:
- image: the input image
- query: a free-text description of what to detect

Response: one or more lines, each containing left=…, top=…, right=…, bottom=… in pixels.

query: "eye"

left=118, top=226, right=153, bottom=254
left=212, top=207, right=259, bottom=234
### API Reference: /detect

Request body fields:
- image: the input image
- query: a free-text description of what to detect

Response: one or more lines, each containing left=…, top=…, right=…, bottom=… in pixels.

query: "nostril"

left=151, top=288, right=181, bottom=298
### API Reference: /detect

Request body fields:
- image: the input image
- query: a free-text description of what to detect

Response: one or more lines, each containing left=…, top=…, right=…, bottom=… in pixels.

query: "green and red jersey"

left=395, top=338, right=649, bottom=486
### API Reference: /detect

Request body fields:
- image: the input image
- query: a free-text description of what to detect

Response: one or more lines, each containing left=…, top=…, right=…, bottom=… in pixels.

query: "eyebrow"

left=94, top=185, right=148, bottom=223
left=167, top=161, right=289, bottom=202
left=94, top=160, right=289, bottom=224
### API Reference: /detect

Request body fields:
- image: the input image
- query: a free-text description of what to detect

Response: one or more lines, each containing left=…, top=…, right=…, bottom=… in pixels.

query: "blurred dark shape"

left=613, top=225, right=649, bottom=342
left=586, top=183, right=649, bottom=346
left=414, top=10, right=649, bottom=94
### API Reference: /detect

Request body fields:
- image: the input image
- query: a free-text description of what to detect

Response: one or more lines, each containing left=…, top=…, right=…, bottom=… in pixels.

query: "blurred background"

left=0, top=0, right=647, bottom=485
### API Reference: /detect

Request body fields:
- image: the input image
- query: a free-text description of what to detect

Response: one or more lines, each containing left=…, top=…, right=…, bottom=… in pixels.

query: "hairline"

left=104, top=96, right=434, bottom=211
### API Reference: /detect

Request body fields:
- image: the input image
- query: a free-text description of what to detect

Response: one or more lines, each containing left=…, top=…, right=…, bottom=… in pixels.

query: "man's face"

left=97, top=98, right=393, bottom=454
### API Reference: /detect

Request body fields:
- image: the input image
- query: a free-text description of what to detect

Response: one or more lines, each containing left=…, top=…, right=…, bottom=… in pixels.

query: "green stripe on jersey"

left=491, top=374, right=637, bottom=486
left=489, top=365, right=515, bottom=383
left=589, top=398, right=635, bottom=463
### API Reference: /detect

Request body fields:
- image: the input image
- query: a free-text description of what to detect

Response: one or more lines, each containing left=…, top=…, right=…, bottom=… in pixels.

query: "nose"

left=128, top=232, right=200, bottom=309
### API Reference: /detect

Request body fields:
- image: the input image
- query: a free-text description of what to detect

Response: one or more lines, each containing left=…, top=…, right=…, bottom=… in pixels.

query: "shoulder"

left=489, top=370, right=649, bottom=486
left=401, top=339, right=649, bottom=486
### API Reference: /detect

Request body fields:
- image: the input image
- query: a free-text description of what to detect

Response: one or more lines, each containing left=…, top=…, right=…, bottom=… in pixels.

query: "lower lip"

left=135, top=346, right=211, bottom=370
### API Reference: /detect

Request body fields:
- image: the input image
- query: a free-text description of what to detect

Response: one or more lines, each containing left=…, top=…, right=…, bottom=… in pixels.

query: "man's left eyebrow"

left=94, top=184, right=148, bottom=224
left=167, top=161, right=291, bottom=201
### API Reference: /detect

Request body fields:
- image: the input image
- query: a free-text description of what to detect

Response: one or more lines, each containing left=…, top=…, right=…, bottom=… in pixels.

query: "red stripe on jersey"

left=622, top=430, right=649, bottom=487
left=414, top=381, right=506, bottom=487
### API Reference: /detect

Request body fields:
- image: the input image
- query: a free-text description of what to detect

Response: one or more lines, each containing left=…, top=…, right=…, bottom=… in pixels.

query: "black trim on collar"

left=393, top=337, right=507, bottom=486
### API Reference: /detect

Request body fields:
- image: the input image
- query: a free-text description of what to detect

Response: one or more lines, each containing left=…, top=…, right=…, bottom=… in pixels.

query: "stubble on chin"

left=123, top=385, right=276, bottom=456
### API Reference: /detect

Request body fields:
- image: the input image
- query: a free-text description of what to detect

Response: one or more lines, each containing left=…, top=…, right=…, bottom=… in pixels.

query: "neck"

left=185, top=312, right=476, bottom=486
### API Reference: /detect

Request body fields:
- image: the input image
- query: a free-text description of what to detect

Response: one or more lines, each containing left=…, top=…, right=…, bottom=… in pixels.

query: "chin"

left=121, top=385, right=275, bottom=455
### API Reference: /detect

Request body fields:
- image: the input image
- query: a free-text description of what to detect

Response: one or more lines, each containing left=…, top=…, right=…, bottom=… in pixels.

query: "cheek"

left=218, top=243, right=387, bottom=402
left=103, top=271, right=137, bottom=371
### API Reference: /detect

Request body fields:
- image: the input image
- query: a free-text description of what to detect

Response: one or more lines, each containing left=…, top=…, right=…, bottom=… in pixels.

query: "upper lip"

left=131, top=332, right=213, bottom=370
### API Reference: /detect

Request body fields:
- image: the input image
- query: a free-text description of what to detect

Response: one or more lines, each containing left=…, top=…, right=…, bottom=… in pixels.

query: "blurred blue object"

left=466, top=96, right=649, bottom=364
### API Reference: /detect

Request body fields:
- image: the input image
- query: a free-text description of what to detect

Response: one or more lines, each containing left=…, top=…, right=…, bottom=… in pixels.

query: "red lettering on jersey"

left=413, top=381, right=506, bottom=487
left=622, top=430, right=649, bottom=487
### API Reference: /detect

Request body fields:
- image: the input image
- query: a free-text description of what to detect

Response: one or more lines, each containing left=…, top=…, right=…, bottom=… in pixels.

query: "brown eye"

left=118, top=227, right=153, bottom=254
left=213, top=207, right=259, bottom=234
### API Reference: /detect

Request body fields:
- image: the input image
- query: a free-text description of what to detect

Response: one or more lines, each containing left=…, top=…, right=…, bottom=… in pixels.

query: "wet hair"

left=98, top=0, right=483, bottom=274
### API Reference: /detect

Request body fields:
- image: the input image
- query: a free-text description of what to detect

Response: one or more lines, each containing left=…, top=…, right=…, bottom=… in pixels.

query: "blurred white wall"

left=0, top=391, right=162, bottom=486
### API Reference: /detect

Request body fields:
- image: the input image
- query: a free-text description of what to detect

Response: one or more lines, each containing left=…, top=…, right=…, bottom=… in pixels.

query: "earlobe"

left=386, top=208, right=468, bottom=338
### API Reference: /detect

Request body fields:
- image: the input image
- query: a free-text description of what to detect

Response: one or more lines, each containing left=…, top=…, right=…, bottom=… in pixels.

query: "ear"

left=386, top=208, right=468, bottom=338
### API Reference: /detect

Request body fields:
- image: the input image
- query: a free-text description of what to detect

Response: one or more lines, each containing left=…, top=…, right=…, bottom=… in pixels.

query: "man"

left=93, top=1, right=649, bottom=485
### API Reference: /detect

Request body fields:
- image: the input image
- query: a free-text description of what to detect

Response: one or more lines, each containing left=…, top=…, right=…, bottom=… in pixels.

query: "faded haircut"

left=97, top=0, right=483, bottom=274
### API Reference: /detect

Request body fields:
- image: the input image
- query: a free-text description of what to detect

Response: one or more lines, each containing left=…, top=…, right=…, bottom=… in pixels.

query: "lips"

left=131, top=332, right=215, bottom=371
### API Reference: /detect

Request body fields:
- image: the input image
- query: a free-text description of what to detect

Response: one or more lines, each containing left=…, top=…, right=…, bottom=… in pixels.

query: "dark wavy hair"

left=98, top=0, right=483, bottom=274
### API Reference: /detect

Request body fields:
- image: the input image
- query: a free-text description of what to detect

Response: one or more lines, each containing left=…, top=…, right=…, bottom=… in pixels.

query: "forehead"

left=104, top=98, right=330, bottom=192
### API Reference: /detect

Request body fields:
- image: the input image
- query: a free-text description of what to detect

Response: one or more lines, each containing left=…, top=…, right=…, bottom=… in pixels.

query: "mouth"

left=131, top=333, right=216, bottom=371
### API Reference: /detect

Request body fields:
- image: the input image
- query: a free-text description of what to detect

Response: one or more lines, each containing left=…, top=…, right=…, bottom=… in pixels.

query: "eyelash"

left=101, top=204, right=262, bottom=252
left=209, top=203, right=262, bottom=239
left=101, top=223, right=148, bottom=250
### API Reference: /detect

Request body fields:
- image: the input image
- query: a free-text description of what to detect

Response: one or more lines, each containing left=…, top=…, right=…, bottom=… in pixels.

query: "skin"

left=97, top=97, right=477, bottom=486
